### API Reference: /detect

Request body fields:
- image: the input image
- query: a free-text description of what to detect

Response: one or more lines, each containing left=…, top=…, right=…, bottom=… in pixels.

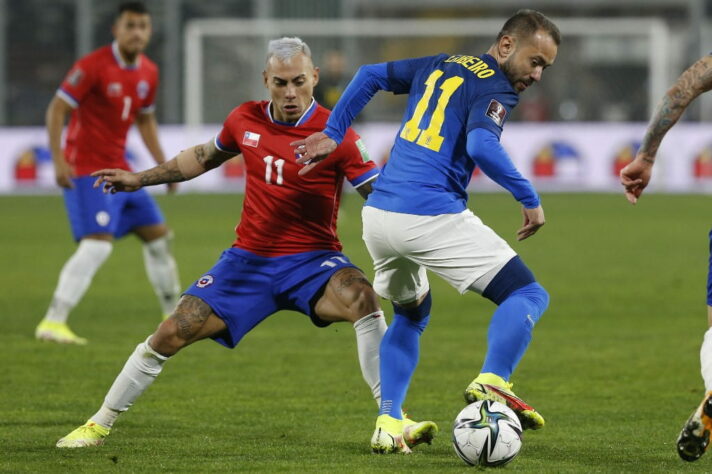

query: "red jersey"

left=216, top=100, right=379, bottom=256
left=57, top=42, right=158, bottom=176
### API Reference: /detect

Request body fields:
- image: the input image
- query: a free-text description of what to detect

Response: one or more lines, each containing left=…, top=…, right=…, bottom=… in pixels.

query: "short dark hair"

left=497, top=9, right=561, bottom=46
left=118, top=1, right=149, bottom=17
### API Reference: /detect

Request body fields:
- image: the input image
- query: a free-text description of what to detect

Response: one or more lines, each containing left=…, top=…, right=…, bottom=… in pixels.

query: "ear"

left=262, top=70, right=268, bottom=88
left=312, top=66, right=320, bottom=87
left=497, top=35, right=517, bottom=61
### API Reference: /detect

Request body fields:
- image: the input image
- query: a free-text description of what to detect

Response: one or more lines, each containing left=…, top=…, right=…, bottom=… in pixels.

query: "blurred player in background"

left=35, top=1, right=181, bottom=345
left=620, top=54, right=712, bottom=463
left=55, top=37, right=436, bottom=450
left=294, top=9, right=558, bottom=453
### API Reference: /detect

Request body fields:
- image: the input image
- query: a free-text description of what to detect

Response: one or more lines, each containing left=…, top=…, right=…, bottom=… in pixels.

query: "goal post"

left=184, top=17, right=671, bottom=126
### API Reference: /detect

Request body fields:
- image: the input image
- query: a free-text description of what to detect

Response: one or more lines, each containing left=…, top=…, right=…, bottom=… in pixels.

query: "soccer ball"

left=452, top=400, right=523, bottom=467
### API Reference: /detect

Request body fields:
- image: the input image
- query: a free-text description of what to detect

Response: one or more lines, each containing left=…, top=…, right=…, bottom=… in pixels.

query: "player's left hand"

left=291, top=132, right=338, bottom=175
left=518, top=205, right=545, bottom=241
left=620, top=155, right=654, bottom=204
left=91, top=168, right=142, bottom=193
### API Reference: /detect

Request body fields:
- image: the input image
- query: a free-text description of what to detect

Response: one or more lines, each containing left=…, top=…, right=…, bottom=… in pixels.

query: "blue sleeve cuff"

left=466, top=128, right=539, bottom=208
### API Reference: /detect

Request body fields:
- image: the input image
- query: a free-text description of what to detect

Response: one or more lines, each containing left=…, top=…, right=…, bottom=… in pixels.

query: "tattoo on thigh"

left=173, top=295, right=212, bottom=340
left=334, top=269, right=372, bottom=296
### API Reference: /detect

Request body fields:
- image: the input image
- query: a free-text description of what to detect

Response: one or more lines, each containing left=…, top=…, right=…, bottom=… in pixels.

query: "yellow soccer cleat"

left=464, top=372, right=545, bottom=430
left=402, top=415, right=439, bottom=448
left=371, top=414, right=411, bottom=454
left=56, top=420, right=110, bottom=448
left=35, top=320, right=87, bottom=345
left=677, top=391, right=712, bottom=462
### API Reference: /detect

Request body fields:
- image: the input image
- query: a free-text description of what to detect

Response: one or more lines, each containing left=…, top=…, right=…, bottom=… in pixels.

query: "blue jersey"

left=367, top=54, right=518, bottom=215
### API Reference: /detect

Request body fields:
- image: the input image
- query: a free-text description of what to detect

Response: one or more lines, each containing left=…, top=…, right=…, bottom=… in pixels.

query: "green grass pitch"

left=1, top=192, right=710, bottom=472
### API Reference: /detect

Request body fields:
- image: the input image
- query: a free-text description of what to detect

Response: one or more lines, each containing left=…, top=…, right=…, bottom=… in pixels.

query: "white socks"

left=701, top=327, right=712, bottom=392
left=143, top=235, right=181, bottom=315
left=92, top=337, right=169, bottom=429
left=354, top=311, right=387, bottom=407
left=44, top=239, right=113, bottom=324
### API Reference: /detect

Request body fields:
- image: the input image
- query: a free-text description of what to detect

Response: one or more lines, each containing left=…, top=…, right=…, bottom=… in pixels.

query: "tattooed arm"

left=91, top=140, right=237, bottom=193
left=620, top=55, right=712, bottom=203
left=639, top=55, right=712, bottom=161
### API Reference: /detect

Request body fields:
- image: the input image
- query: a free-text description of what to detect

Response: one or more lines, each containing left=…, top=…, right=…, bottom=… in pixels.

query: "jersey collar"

left=111, top=41, right=141, bottom=70
left=265, top=98, right=317, bottom=127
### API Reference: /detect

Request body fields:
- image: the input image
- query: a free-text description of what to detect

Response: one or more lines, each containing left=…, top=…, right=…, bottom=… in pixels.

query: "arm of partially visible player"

left=92, top=140, right=236, bottom=193
left=293, top=63, right=391, bottom=174
left=135, top=111, right=176, bottom=193
left=46, top=95, right=75, bottom=189
left=621, top=55, right=712, bottom=203
left=466, top=128, right=544, bottom=241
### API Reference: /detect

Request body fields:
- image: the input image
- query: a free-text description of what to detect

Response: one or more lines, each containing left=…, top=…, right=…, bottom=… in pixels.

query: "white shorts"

left=362, top=206, right=517, bottom=304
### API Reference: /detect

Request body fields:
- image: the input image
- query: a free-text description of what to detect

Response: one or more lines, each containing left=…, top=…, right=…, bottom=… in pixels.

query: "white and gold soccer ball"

left=452, top=400, right=523, bottom=467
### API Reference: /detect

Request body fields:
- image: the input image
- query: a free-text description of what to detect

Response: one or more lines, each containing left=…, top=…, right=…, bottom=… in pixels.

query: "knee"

left=150, top=317, right=189, bottom=356
left=330, top=270, right=380, bottom=321
left=392, top=291, right=432, bottom=323
left=528, top=282, right=549, bottom=314
left=514, top=282, right=549, bottom=319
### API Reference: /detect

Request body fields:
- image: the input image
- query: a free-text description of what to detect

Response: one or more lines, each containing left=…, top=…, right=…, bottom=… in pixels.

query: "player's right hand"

left=91, top=168, right=142, bottom=193
left=620, top=155, right=654, bottom=204
left=291, top=132, right=338, bottom=176
left=53, top=158, right=75, bottom=189
left=517, top=205, right=545, bottom=241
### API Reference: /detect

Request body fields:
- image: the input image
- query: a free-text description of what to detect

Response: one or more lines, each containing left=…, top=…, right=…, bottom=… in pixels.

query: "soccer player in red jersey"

left=55, top=37, right=437, bottom=450
left=35, top=2, right=181, bottom=345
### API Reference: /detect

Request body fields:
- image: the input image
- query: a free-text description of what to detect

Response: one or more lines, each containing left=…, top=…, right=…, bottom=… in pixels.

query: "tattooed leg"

left=315, top=267, right=381, bottom=323
left=151, top=295, right=227, bottom=356
left=69, top=296, right=227, bottom=434
left=314, top=267, right=386, bottom=406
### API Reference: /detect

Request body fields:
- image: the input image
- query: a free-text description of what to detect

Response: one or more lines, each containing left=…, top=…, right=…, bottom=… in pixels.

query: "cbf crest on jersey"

left=137, top=80, right=150, bottom=100
left=486, top=99, right=507, bottom=126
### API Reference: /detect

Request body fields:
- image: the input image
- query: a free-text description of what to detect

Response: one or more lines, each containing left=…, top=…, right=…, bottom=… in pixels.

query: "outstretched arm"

left=135, top=111, right=176, bottom=193
left=92, top=140, right=236, bottom=193
left=293, top=63, right=391, bottom=174
left=621, top=55, right=712, bottom=203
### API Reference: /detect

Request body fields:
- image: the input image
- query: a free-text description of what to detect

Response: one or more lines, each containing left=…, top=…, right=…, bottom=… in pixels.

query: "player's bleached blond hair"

left=266, top=37, right=312, bottom=64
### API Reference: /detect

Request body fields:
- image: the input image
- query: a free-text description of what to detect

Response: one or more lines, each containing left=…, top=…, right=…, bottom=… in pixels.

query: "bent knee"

left=151, top=318, right=189, bottom=355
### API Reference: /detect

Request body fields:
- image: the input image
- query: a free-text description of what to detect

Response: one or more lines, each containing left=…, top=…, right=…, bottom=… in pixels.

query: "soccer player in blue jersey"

left=620, top=54, right=712, bottom=462
left=293, top=10, right=559, bottom=453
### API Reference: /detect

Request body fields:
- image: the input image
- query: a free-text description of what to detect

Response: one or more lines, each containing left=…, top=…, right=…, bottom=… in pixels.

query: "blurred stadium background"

left=3, top=0, right=712, bottom=194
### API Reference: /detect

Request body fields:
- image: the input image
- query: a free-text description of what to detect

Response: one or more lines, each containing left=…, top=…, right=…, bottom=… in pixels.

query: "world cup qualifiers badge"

left=196, top=275, right=214, bottom=288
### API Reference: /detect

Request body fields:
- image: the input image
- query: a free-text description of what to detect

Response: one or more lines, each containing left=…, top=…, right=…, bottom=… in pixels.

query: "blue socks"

left=481, top=282, right=549, bottom=380
left=378, top=293, right=431, bottom=419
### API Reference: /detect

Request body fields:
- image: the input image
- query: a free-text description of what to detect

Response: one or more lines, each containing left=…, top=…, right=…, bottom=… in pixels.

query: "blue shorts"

left=184, top=247, right=359, bottom=349
left=63, top=176, right=164, bottom=241
left=708, top=229, right=712, bottom=305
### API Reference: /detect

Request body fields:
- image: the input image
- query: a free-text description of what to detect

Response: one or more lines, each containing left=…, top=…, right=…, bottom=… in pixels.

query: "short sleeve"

left=57, top=58, right=97, bottom=108
left=139, top=69, right=159, bottom=114
left=336, top=128, right=379, bottom=188
left=386, top=54, right=447, bottom=95
left=214, top=107, right=242, bottom=154
left=466, top=90, right=518, bottom=140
